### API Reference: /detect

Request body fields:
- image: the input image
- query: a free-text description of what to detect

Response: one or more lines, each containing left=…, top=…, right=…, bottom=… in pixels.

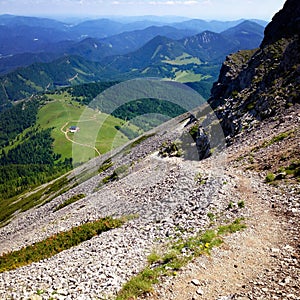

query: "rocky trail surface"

left=142, top=106, right=300, bottom=300
left=0, top=105, right=299, bottom=300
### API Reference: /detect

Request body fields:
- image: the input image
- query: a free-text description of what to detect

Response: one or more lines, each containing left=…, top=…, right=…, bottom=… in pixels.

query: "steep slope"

left=0, top=2, right=299, bottom=299
left=0, top=88, right=299, bottom=300
left=208, top=0, right=300, bottom=140
left=181, top=30, right=237, bottom=63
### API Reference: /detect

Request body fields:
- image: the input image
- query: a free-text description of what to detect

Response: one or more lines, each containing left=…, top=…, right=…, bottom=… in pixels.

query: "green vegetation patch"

left=262, top=130, right=295, bottom=148
left=217, top=218, right=247, bottom=235
left=189, top=123, right=199, bottom=141
left=174, top=70, right=210, bottom=83
left=162, top=53, right=203, bottom=66
left=265, top=160, right=300, bottom=183
left=102, top=164, right=130, bottom=184
left=37, top=94, right=140, bottom=162
left=98, top=158, right=114, bottom=174
left=116, top=218, right=246, bottom=300
left=0, top=99, right=39, bottom=148
left=194, top=172, right=207, bottom=185
left=0, top=175, right=70, bottom=227
left=265, top=172, right=276, bottom=183
left=0, top=216, right=125, bottom=273
left=159, top=141, right=183, bottom=158
left=53, top=193, right=86, bottom=212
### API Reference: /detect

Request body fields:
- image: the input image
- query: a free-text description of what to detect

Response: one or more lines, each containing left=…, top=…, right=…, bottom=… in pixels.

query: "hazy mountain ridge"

left=0, top=14, right=266, bottom=74
left=0, top=20, right=264, bottom=110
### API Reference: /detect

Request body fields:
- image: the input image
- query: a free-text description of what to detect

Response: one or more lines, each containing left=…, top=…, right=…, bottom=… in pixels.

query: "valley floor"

left=0, top=107, right=299, bottom=300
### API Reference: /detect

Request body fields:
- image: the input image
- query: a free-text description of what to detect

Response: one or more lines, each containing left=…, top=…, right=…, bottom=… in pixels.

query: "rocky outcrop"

left=195, top=126, right=211, bottom=160
left=208, top=0, right=300, bottom=140
left=261, top=0, right=300, bottom=47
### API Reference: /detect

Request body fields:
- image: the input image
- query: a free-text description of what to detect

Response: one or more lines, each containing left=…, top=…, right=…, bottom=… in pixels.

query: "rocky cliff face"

left=208, top=0, right=300, bottom=140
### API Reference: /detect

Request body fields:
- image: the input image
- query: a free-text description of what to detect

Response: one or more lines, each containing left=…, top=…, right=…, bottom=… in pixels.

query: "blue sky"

left=0, top=0, right=286, bottom=20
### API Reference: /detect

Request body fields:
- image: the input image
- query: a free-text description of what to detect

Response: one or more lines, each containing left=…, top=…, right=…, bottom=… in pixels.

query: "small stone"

left=29, top=296, right=42, bottom=300
left=283, top=276, right=291, bottom=284
left=191, top=279, right=201, bottom=286
left=196, top=288, right=204, bottom=295
left=57, top=289, right=69, bottom=296
left=271, top=248, right=280, bottom=253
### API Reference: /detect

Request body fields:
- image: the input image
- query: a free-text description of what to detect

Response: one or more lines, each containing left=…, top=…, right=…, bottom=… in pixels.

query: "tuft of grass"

left=53, top=193, right=86, bottom=212
left=189, top=123, right=199, bottom=141
left=116, top=267, right=158, bottom=300
left=238, top=200, right=245, bottom=208
left=102, top=164, right=129, bottom=184
left=265, top=172, right=276, bottom=183
left=207, top=212, right=216, bottom=222
left=147, top=251, right=161, bottom=264
left=117, top=218, right=246, bottom=300
left=217, top=218, right=246, bottom=235
left=227, top=201, right=234, bottom=209
left=283, top=160, right=300, bottom=178
left=194, top=173, right=207, bottom=185
left=98, top=158, right=114, bottom=174
left=0, top=216, right=125, bottom=273
left=262, top=130, right=294, bottom=148
left=159, top=141, right=183, bottom=158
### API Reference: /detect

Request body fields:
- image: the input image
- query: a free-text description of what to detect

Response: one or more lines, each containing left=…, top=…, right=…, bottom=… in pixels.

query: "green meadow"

left=162, top=53, right=203, bottom=66
left=37, top=92, right=140, bottom=162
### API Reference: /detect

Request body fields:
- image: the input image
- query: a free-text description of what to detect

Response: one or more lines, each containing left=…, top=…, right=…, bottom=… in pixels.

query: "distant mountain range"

left=0, top=14, right=267, bottom=72
left=0, top=15, right=266, bottom=111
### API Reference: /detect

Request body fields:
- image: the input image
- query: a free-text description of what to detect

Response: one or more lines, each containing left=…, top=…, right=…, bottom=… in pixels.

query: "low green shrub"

left=238, top=200, right=245, bottom=208
left=217, top=218, right=246, bottom=235
left=159, top=141, right=183, bottom=158
left=0, top=216, right=125, bottom=273
left=102, top=164, right=129, bottom=184
left=262, top=130, right=294, bottom=148
left=265, top=172, right=276, bottom=183
left=53, top=193, right=86, bottom=212
left=98, top=158, right=113, bottom=173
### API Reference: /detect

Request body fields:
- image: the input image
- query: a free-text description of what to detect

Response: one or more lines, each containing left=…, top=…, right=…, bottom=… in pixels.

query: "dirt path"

left=141, top=108, right=300, bottom=300
left=142, top=168, right=299, bottom=300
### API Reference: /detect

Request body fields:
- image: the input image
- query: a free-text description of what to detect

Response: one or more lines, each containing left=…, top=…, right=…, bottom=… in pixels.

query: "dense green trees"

left=0, top=129, right=72, bottom=200
left=66, top=81, right=119, bottom=105
left=0, top=100, right=39, bottom=147
left=0, top=100, right=72, bottom=201
left=112, top=98, right=186, bottom=121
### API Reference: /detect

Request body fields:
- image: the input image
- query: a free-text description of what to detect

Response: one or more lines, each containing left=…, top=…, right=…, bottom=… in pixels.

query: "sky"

left=0, top=0, right=286, bottom=21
